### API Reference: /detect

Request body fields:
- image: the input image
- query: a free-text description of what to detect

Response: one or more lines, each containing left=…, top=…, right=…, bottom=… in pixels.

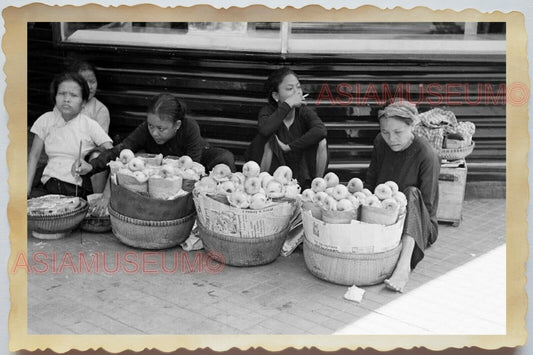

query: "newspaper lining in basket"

left=302, top=209, right=405, bottom=254
left=193, top=192, right=296, bottom=239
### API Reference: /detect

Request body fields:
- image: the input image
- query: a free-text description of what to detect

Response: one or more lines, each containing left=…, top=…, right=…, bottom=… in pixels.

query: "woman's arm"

left=287, top=107, right=327, bottom=151
left=88, top=122, right=148, bottom=174
left=183, top=118, right=204, bottom=162
left=417, top=149, right=441, bottom=216
left=27, top=134, right=44, bottom=196
left=258, top=103, right=291, bottom=137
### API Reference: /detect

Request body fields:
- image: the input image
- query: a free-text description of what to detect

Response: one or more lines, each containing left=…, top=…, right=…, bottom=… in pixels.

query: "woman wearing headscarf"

left=366, top=100, right=440, bottom=292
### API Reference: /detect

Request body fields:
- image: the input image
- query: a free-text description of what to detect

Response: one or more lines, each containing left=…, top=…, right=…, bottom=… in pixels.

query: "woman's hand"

left=284, top=91, right=307, bottom=108
left=275, top=135, right=291, bottom=152
left=71, top=159, right=93, bottom=177
left=91, top=195, right=110, bottom=217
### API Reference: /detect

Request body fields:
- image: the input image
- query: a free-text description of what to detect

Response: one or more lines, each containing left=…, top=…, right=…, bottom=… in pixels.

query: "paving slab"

left=26, top=198, right=506, bottom=335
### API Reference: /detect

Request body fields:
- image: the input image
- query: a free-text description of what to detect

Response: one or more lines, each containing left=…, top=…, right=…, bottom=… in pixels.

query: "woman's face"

left=380, top=116, right=414, bottom=152
left=79, top=69, right=97, bottom=101
left=55, top=80, right=85, bottom=121
left=273, top=74, right=302, bottom=105
left=147, top=113, right=181, bottom=145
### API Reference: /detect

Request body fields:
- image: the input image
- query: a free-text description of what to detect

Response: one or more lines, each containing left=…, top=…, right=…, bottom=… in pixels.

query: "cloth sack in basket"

left=413, top=108, right=458, bottom=150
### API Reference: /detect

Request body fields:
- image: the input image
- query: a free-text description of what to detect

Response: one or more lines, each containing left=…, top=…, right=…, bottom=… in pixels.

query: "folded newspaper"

left=280, top=209, right=304, bottom=257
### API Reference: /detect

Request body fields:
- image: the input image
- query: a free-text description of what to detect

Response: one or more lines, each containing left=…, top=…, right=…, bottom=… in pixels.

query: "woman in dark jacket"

left=246, top=67, right=328, bottom=186
left=366, top=100, right=440, bottom=293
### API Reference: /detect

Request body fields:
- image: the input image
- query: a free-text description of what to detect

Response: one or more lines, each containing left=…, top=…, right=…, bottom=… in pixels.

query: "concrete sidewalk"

left=26, top=198, right=505, bottom=335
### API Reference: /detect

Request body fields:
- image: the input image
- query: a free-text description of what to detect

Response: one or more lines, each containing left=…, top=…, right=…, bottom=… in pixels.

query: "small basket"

left=303, top=238, right=402, bottom=286
left=197, top=220, right=289, bottom=266
left=439, top=141, right=475, bottom=161
left=28, top=200, right=89, bottom=240
left=80, top=215, right=112, bottom=233
left=360, top=205, right=398, bottom=226
left=109, top=206, right=196, bottom=249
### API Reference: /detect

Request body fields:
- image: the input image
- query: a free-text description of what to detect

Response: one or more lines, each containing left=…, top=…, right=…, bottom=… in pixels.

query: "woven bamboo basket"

left=110, top=181, right=194, bottom=221
left=109, top=206, right=196, bottom=249
left=80, top=216, right=112, bottom=233
left=303, top=238, right=403, bottom=286
left=360, top=205, right=398, bottom=226
left=197, top=221, right=290, bottom=266
left=28, top=200, right=89, bottom=240
left=439, top=141, right=475, bottom=161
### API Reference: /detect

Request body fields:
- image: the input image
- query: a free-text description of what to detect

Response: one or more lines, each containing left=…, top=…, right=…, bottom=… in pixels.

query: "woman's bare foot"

left=384, top=270, right=410, bottom=293
left=384, top=235, right=416, bottom=293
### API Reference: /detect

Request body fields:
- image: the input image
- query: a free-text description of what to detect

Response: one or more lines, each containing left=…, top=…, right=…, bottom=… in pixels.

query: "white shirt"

left=81, top=97, right=110, bottom=133
left=31, top=107, right=112, bottom=186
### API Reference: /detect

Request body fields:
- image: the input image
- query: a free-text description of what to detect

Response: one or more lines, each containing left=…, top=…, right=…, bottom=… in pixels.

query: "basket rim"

left=439, top=141, right=475, bottom=158
left=27, top=201, right=89, bottom=220
left=108, top=205, right=196, bottom=226
left=304, top=237, right=403, bottom=259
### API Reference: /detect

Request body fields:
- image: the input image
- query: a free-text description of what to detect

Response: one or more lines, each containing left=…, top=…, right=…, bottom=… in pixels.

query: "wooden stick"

left=76, top=140, right=82, bottom=197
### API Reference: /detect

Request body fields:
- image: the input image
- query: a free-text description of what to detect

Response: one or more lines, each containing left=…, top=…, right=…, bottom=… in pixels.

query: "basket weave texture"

left=303, top=238, right=402, bottom=286
left=28, top=200, right=88, bottom=239
left=109, top=206, right=196, bottom=249
left=439, top=141, right=475, bottom=160
left=197, top=221, right=289, bottom=266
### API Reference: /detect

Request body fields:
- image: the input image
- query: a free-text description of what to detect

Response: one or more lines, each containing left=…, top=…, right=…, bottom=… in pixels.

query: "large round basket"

left=303, top=238, right=402, bottom=286
left=110, top=181, right=195, bottom=221
left=439, top=141, right=475, bottom=161
left=197, top=221, right=290, bottom=267
left=28, top=200, right=89, bottom=240
left=109, top=206, right=196, bottom=249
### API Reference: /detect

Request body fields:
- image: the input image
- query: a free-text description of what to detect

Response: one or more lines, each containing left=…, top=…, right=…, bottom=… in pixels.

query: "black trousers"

left=30, top=177, right=93, bottom=199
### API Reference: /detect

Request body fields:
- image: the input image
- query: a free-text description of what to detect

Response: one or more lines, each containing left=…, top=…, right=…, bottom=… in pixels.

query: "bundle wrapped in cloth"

left=413, top=108, right=476, bottom=155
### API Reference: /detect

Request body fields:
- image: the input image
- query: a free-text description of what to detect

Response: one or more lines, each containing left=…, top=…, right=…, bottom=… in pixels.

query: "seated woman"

left=74, top=93, right=235, bottom=205
left=69, top=60, right=112, bottom=193
left=27, top=72, right=113, bottom=199
left=365, top=100, right=440, bottom=293
left=246, top=67, right=328, bottom=187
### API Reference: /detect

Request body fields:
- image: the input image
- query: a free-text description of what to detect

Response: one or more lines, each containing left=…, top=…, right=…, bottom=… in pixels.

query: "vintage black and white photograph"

left=7, top=3, right=528, bottom=350
left=21, top=19, right=508, bottom=336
